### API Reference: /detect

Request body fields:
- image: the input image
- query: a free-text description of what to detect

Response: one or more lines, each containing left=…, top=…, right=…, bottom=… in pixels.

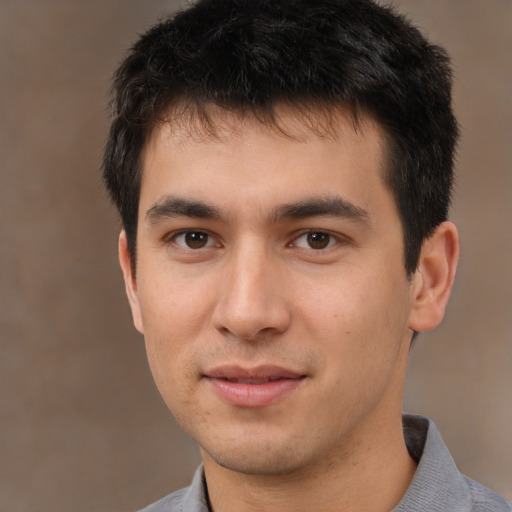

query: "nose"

left=211, top=242, right=292, bottom=341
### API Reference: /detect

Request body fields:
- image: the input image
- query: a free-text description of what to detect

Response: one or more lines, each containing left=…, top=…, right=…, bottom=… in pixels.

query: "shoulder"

left=463, top=476, right=512, bottom=512
left=137, top=487, right=188, bottom=512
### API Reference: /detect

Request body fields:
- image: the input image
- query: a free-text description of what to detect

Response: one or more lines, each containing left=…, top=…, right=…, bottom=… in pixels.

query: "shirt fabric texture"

left=138, top=415, right=511, bottom=512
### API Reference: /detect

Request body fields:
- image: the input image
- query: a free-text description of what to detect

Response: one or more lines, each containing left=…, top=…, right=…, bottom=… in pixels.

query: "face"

left=122, top=109, right=422, bottom=476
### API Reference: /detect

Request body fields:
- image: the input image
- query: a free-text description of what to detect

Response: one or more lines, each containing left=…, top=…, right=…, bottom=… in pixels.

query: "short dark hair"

left=102, top=0, right=458, bottom=274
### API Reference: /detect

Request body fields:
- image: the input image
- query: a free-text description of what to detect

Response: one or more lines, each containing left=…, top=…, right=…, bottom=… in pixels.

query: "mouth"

left=217, top=376, right=286, bottom=384
left=204, top=365, right=306, bottom=407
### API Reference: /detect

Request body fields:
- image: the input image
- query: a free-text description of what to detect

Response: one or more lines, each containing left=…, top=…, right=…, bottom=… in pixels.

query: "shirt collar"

left=181, top=465, right=210, bottom=511
left=393, top=414, right=471, bottom=511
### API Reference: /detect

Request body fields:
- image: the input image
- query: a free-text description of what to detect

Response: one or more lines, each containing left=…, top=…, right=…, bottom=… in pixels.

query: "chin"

left=207, top=448, right=309, bottom=476
left=199, top=431, right=330, bottom=477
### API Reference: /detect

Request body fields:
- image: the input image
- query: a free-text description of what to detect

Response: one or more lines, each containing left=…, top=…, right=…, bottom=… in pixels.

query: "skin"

left=120, top=107, right=459, bottom=512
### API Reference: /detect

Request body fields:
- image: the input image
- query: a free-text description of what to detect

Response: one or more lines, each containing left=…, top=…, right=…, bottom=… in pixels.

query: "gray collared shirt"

left=139, top=415, right=511, bottom=511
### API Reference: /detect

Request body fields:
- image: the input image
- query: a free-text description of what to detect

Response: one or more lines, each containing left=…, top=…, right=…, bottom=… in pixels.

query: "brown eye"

left=292, top=231, right=337, bottom=250
left=185, top=232, right=209, bottom=249
left=173, top=231, right=213, bottom=249
left=306, top=231, right=332, bottom=249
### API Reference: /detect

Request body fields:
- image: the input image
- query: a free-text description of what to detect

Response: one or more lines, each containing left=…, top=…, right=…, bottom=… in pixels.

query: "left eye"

left=293, top=231, right=337, bottom=250
left=173, top=231, right=216, bottom=249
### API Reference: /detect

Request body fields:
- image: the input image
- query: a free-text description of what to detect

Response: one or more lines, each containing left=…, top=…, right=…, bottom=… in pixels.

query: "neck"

left=202, top=413, right=416, bottom=512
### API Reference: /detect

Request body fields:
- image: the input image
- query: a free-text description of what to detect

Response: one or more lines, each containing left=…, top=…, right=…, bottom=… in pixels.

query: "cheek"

left=297, top=268, right=410, bottom=370
left=295, top=274, right=411, bottom=431
left=138, top=267, right=214, bottom=336
left=296, top=271, right=376, bottom=332
left=143, top=322, right=202, bottom=427
left=136, top=277, right=213, bottom=392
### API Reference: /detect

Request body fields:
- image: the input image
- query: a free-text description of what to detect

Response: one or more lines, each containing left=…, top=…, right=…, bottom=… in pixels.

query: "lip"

left=204, top=365, right=306, bottom=408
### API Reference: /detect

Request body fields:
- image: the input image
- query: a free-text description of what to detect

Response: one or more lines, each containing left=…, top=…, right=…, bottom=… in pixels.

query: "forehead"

left=140, top=105, right=392, bottom=220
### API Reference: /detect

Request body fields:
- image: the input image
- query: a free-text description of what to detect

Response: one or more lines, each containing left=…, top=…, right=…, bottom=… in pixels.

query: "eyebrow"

left=145, top=196, right=222, bottom=224
left=270, top=197, right=369, bottom=224
left=145, top=195, right=369, bottom=225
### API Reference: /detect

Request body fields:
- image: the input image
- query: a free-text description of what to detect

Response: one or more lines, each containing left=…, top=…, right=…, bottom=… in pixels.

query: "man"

left=102, top=0, right=511, bottom=510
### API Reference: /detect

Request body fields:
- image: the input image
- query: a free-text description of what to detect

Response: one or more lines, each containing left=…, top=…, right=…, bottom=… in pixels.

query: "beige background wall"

left=1, top=1, right=510, bottom=510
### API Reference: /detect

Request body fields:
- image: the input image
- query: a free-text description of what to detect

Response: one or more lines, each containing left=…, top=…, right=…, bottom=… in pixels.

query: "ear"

left=118, top=231, right=144, bottom=334
left=408, top=221, right=459, bottom=332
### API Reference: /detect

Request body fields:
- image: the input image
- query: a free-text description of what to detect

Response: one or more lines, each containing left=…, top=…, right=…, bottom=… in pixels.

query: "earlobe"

left=408, top=222, right=459, bottom=332
left=118, top=231, right=144, bottom=334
